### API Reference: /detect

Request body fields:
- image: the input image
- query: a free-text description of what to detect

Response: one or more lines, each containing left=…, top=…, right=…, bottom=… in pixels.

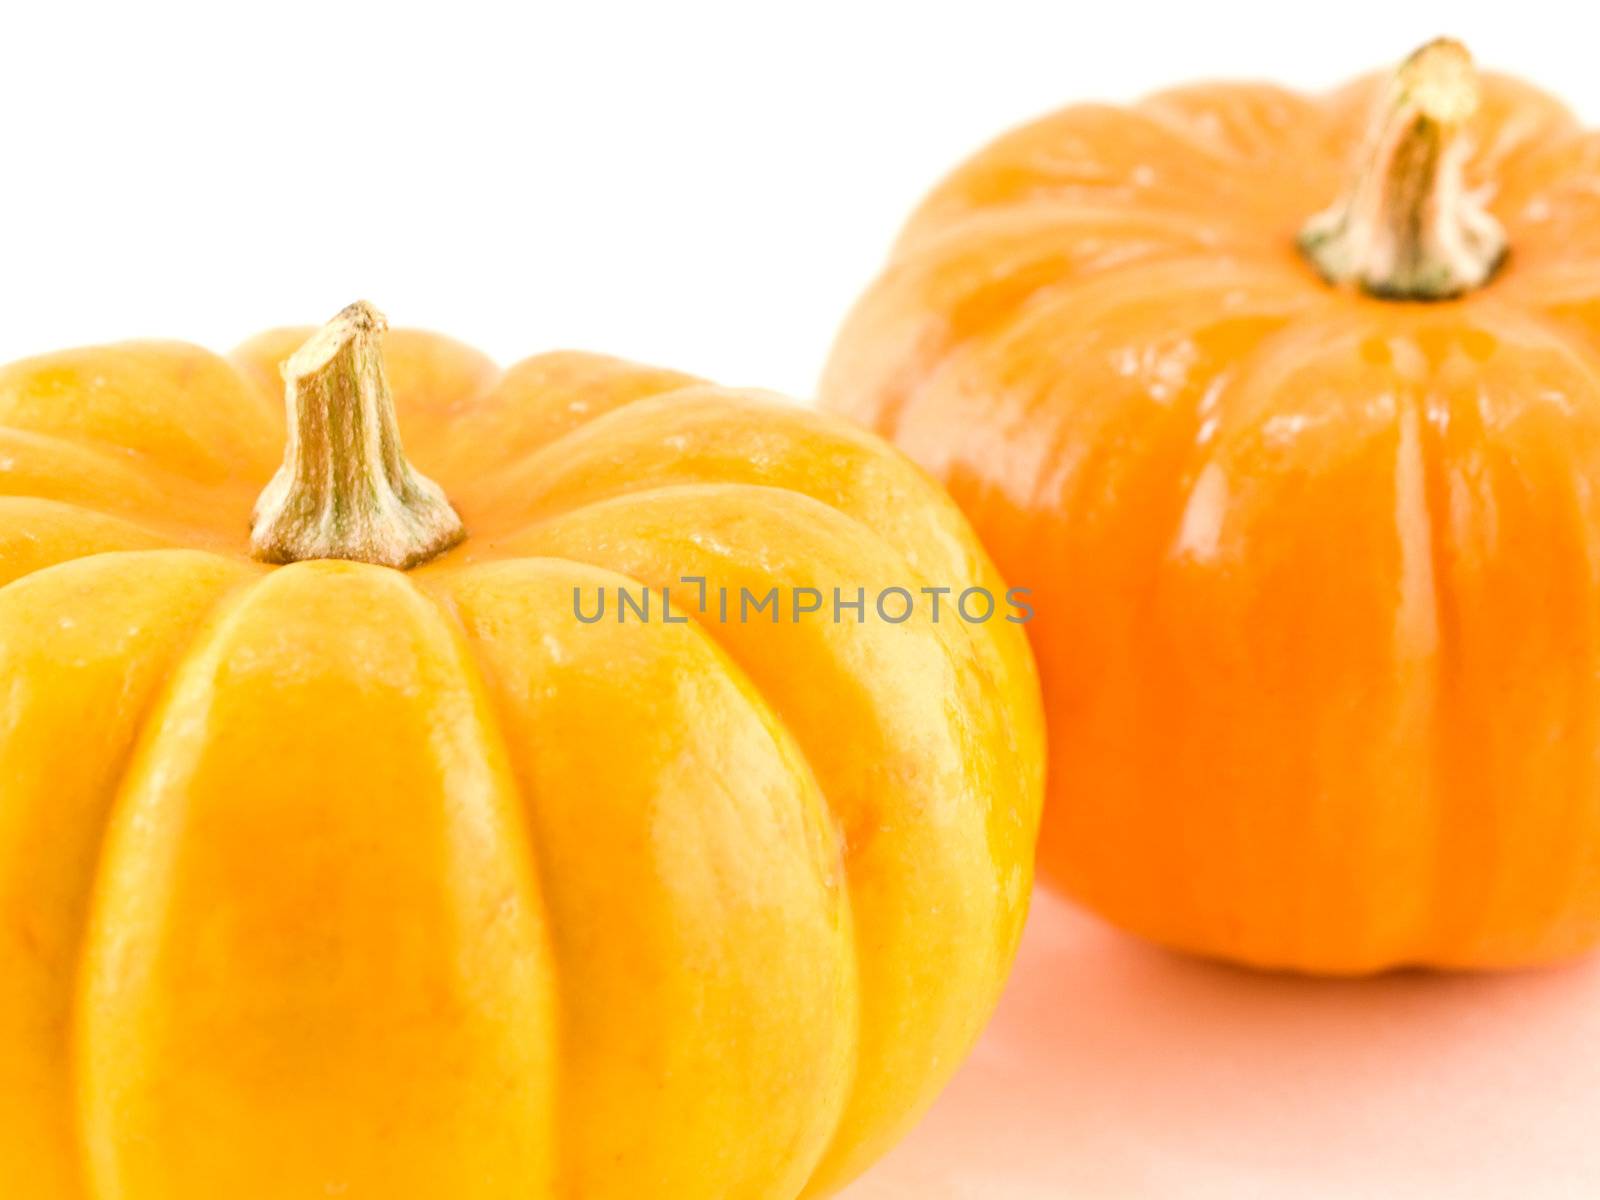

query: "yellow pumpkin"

left=0, top=303, right=1043, bottom=1199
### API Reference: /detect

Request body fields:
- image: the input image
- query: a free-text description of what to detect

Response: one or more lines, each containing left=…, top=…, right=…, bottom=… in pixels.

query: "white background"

left=0, top=0, right=1593, bottom=398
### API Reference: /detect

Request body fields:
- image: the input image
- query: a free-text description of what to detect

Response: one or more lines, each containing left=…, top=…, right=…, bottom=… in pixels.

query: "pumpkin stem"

left=1298, top=38, right=1506, bottom=300
left=250, top=301, right=465, bottom=569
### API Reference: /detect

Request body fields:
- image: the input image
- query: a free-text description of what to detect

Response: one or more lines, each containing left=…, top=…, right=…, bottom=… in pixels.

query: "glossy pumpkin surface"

left=0, top=322, right=1043, bottom=1198
left=822, top=51, right=1600, bottom=973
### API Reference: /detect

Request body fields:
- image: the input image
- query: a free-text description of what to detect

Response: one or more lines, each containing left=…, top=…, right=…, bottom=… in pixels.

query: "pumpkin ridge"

left=0, top=497, right=178, bottom=592
left=884, top=198, right=1223, bottom=267
left=71, top=560, right=276, bottom=1196
left=1458, top=71, right=1581, bottom=187
left=831, top=239, right=1236, bottom=445
left=450, top=399, right=901, bottom=547
left=392, top=569, right=569, bottom=1184
left=1139, top=305, right=1600, bottom=970
left=878, top=255, right=1318, bottom=521
left=779, top=492, right=1035, bottom=1196
left=1495, top=256, right=1600, bottom=337
left=1133, top=87, right=1311, bottom=170
left=899, top=101, right=1285, bottom=244
left=891, top=199, right=1222, bottom=256
left=429, top=554, right=858, bottom=1197
left=1017, top=290, right=1324, bottom=950
left=1405, top=380, right=1457, bottom=969
left=440, top=379, right=717, bottom=508
left=1135, top=82, right=1327, bottom=166
left=1502, top=299, right=1600, bottom=407
left=403, top=569, right=566, bottom=1126
left=76, top=560, right=563, bottom=1195
left=446, top=387, right=1041, bottom=810
left=484, top=476, right=1030, bottom=857
left=1159, top=318, right=1449, bottom=969
left=421, top=354, right=707, bottom=500
left=470, top=478, right=927, bottom=592
left=1128, top=361, right=1256, bottom=942
left=1408, top=323, right=1600, bottom=966
left=0, top=342, right=282, bottom=486
left=479, top=479, right=1034, bottom=1194
left=464, top=478, right=910, bottom=812
left=0, top=548, right=261, bottom=1199
left=214, top=350, right=295, bottom=426
left=0, top=426, right=257, bottom=542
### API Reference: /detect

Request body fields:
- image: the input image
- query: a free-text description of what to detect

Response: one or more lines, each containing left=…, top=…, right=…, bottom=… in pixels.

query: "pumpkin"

left=821, top=39, right=1600, bottom=974
left=0, top=302, right=1043, bottom=1198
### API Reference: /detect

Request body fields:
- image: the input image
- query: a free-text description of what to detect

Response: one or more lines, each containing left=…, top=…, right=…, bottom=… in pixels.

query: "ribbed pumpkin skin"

left=0, top=331, right=1043, bottom=1199
left=821, top=68, right=1600, bottom=973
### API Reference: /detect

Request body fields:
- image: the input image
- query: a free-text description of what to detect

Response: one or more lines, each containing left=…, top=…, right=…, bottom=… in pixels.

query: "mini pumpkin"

left=822, top=39, right=1600, bottom=973
left=0, top=303, right=1043, bottom=1198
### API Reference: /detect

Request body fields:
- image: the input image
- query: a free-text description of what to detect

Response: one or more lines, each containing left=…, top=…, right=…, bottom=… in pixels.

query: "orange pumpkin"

left=822, top=40, right=1600, bottom=973
left=0, top=303, right=1043, bottom=1198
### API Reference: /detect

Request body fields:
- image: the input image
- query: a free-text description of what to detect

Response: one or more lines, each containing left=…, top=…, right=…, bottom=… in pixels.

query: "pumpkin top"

left=824, top=37, right=1600, bottom=468
left=874, top=37, right=1596, bottom=319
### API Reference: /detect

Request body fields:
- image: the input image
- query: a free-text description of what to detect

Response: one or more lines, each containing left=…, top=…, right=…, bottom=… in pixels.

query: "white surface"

left=2, top=1, right=1596, bottom=396
left=841, top=891, right=1600, bottom=1200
